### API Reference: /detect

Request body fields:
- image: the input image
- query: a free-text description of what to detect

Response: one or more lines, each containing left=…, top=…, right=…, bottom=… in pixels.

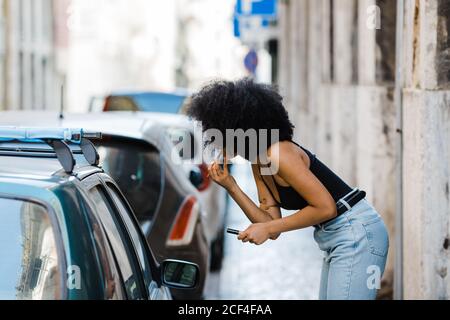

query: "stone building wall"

left=279, top=0, right=450, bottom=299
left=401, top=0, right=450, bottom=299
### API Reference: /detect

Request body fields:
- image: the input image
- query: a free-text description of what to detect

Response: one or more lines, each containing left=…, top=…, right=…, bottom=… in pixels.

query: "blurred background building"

left=65, top=0, right=248, bottom=112
left=0, top=0, right=67, bottom=111
left=0, top=0, right=249, bottom=112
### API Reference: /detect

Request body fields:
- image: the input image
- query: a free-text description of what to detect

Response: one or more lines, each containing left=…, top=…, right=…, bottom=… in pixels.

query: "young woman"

left=186, top=78, right=389, bottom=300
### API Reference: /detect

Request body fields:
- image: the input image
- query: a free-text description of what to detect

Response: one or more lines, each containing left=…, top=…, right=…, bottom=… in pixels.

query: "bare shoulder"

left=267, top=141, right=310, bottom=168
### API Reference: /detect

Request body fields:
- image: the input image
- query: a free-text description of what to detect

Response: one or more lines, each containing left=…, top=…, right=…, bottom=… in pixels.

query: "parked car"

left=89, top=90, right=190, bottom=114
left=0, top=111, right=210, bottom=300
left=0, top=127, right=199, bottom=300
left=129, top=112, right=228, bottom=271
left=91, top=90, right=227, bottom=270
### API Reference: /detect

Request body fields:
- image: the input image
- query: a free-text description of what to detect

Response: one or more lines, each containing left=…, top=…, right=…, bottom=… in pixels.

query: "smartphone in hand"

left=226, top=228, right=240, bottom=235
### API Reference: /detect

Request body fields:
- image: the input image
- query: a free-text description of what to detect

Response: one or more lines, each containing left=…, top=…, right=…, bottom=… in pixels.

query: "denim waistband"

left=315, top=198, right=369, bottom=230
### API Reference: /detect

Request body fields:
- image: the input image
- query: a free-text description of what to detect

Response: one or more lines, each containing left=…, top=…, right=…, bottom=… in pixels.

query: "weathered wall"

left=279, top=0, right=397, bottom=298
left=401, top=0, right=450, bottom=299
left=356, top=85, right=396, bottom=297
left=403, top=90, right=450, bottom=299
left=279, top=0, right=450, bottom=299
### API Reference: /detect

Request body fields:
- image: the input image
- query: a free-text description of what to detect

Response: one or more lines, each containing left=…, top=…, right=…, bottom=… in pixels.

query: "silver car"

left=117, top=112, right=229, bottom=271
left=0, top=111, right=211, bottom=300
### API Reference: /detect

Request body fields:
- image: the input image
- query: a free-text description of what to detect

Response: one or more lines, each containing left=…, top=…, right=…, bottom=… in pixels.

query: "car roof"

left=0, top=111, right=191, bottom=202
left=0, top=156, right=67, bottom=188
left=110, top=89, right=190, bottom=97
left=0, top=110, right=188, bottom=165
left=118, top=111, right=194, bottom=128
left=0, top=111, right=170, bottom=149
left=0, top=149, right=102, bottom=188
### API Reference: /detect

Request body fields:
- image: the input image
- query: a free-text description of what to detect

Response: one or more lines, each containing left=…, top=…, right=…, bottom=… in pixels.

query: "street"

left=205, top=162, right=323, bottom=300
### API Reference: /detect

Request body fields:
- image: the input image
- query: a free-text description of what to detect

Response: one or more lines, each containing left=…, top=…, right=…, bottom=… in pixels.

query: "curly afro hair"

left=186, top=78, right=295, bottom=159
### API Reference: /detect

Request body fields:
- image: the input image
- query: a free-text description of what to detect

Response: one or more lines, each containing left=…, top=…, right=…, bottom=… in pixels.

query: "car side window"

left=105, top=183, right=155, bottom=293
left=96, top=139, right=162, bottom=221
left=88, top=186, right=145, bottom=300
left=84, top=201, right=126, bottom=300
left=0, top=198, right=61, bottom=300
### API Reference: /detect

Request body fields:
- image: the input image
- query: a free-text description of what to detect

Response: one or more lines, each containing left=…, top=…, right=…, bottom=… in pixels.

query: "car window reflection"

left=88, top=187, right=141, bottom=299
left=0, top=198, right=61, bottom=300
left=96, top=140, right=162, bottom=221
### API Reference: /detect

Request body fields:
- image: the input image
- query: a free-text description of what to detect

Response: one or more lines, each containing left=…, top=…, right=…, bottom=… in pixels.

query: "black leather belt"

left=336, top=188, right=366, bottom=215
left=316, top=189, right=366, bottom=227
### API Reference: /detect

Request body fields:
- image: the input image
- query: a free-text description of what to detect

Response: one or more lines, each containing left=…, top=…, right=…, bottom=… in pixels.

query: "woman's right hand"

left=208, top=159, right=236, bottom=191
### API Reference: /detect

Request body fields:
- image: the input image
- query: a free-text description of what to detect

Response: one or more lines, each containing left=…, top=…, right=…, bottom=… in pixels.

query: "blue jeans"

left=313, top=199, right=389, bottom=300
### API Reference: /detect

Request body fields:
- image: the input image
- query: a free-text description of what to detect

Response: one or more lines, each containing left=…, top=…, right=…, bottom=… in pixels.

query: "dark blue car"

left=0, top=127, right=199, bottom=300
left=90, top=90, right=189, bottom=114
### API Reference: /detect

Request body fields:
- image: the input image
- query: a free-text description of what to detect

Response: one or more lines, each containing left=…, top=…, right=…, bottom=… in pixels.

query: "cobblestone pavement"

left=205, top=162, right=323, bottom=300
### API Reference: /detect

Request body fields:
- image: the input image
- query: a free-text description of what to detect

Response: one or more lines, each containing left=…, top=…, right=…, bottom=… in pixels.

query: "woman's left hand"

left=208, top=158, right=236, bottom=191
left=238, top=223, right=271, bottom=245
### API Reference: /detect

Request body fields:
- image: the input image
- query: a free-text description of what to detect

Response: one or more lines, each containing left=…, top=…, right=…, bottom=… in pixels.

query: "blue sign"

left=233, top=16, right=241, bottom=37
left=233, top=15, right=274, bottom=38
left=235, top=0, right=277, bottom=17
left=233, top=0, right=278, bottom=39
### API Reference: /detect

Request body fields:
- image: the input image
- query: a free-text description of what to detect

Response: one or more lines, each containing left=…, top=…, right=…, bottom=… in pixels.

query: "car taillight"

left=166, top=196, right=199, bottom=246
left=197, top=163, right=211, bottom=192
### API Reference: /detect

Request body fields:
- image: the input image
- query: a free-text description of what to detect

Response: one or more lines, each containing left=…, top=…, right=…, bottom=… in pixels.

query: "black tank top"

left=260, top=141, right=352, bottom=210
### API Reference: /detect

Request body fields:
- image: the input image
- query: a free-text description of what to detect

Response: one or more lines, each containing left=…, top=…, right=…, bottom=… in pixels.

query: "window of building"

left=329, top=0, right=335, bottom=82
left=376, top=0, right=397, bottom=84
left=351, top=0, right=358, bottom=84
left=13, top=0, right=55, bottom=110
left=327, top=0, right=358, bottom=84
left=437, top=0, right=450, bottom=86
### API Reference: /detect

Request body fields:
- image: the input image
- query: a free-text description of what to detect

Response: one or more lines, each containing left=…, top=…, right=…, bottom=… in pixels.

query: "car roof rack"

left=0, top=127, right=102, bottom=173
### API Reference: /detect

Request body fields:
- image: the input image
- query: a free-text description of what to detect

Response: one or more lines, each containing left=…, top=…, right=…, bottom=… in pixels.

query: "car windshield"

left=0, top=198, right=61, bottom=300
left=96, top=137, right=162, bottom=221
left=113, top=93, right=186, bottom=114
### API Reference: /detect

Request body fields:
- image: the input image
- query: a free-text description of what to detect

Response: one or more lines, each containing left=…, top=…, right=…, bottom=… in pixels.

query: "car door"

left=82, top=175, right=148, bottom=300
left=100, top=176, right=171, bottom=300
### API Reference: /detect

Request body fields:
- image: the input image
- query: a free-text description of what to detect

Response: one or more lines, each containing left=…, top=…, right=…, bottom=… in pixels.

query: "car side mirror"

left=161, top=259, right=199, bottom=289
left=189, top=167, right=204, bottom=189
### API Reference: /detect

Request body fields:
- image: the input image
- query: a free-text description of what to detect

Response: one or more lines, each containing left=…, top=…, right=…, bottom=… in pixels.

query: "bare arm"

left=263, top=142, right=337, bottom=237
left=208, top=160, right=281, bottom=239
left=227, top=183, right=278, bottom=224
left=250, top=163, right=281, bottom=222
left=209, top=142, right=337, bottom=245
left=238, top=142, right=337, bottom=245
left=228, top=164, right=283, bottom=239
